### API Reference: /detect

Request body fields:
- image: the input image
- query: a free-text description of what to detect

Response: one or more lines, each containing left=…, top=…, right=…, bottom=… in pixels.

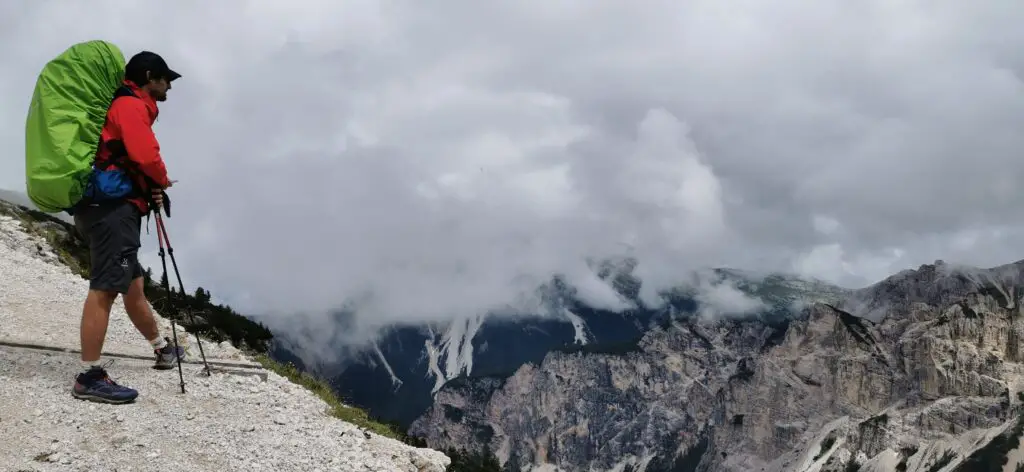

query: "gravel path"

left=0, top=213, right=450, bottom=472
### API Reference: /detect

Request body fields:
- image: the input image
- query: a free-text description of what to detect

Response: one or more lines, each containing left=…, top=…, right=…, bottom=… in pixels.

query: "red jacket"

left=95, top=80, right=171, bottom=215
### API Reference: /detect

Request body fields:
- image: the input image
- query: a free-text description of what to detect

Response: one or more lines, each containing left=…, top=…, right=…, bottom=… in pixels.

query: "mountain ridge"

left=408, top=257, right=1024, bottom=471
left=267, top=262, right=850, bottom=433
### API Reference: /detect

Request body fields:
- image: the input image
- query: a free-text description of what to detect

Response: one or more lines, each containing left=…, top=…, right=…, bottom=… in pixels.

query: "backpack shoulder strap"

left=95, top=85, right=140, bottom=166
left=112, top=84, right=137, bottom=100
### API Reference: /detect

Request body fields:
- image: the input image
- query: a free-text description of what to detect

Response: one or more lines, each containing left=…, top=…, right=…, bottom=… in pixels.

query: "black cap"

left=125, top=51, right=181, bottom=83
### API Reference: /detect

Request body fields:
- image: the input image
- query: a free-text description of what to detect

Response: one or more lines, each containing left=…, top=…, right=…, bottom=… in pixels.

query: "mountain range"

left=269, top=254, right=1024, bottom=471
left=409, top=259, right=1024, bottom=471
left=268, top=264, right=851, bottom=431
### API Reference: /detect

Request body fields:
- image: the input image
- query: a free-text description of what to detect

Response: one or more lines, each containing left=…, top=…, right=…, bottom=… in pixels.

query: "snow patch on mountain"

left=562, top=309, right=590, bottom=345
left=373, top=342, right=403, bottom=392
left=425, top=314, right=486, bottom=394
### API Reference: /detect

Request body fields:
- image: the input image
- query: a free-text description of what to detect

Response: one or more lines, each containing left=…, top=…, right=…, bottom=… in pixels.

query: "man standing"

left=71, top=51, right=185, bottom=404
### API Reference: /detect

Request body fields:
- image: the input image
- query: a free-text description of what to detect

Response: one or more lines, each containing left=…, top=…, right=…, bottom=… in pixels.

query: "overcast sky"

left=3, top=1, right=1024, bottom=334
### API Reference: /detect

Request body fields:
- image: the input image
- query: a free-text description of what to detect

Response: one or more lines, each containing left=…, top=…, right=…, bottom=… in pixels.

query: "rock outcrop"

left=410, top=260, right=1024, bottom=471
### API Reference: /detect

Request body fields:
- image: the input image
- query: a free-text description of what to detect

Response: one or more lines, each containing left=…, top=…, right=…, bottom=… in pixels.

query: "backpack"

left=24, top=40, right=138, bottom=215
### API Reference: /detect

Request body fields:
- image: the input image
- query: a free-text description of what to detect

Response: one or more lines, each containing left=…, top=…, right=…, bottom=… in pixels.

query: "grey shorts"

left=73, top=200, right=144, bottom=294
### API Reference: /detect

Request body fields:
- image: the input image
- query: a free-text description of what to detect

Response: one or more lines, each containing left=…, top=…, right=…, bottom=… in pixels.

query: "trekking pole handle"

left=158, top=189, right=171, bottom=218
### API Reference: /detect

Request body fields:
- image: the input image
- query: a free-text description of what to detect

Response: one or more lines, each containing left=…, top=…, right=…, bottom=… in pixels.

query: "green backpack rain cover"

left=25, top=40, right=126, bottom=213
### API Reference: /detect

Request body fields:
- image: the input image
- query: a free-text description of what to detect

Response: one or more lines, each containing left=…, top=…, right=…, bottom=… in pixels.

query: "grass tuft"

left=254, top=354, right=403, bottom=440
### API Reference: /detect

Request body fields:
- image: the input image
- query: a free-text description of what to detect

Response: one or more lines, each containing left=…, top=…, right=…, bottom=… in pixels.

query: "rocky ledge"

left=0, top=203, right=450, bottom=471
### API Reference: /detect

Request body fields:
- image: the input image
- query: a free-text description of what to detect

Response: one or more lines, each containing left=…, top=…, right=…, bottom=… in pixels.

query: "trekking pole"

left=154, top=212, right=212, bottom=377
left=156, top=217, right=187, bottom=394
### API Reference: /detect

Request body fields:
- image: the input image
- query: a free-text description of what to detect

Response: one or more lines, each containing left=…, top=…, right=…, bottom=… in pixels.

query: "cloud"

left=691, top=276, right=769, bottom=321
left=3, top=1, right=1024, bottom=343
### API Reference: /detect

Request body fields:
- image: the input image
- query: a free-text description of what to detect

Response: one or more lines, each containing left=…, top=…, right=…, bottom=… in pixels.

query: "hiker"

left=70, top=51, right=186, bottom=404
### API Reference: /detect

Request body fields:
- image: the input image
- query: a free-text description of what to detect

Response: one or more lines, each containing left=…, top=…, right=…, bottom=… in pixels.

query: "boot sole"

left=153, top=356, right=184, bottom=370
left=71, top=390, right=137, bottom=404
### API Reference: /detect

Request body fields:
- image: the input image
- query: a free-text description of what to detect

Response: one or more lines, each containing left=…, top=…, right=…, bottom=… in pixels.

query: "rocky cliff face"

left=270, top=265, right=846, bottom=431
left=409, top=260, right=1024, bottom=471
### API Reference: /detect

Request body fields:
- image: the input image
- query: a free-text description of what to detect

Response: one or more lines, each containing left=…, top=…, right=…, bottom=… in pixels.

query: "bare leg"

left=81, top=289, right=118, bottom=362
left=124, top=275, right=183, bottom=370
left=123, top=276, right=160, bottom=341
left=75, top=287, right=139, bottom=404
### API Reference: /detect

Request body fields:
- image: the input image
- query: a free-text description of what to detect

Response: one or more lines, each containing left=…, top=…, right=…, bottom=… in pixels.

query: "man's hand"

left=152, top=180, right=175, bottom=208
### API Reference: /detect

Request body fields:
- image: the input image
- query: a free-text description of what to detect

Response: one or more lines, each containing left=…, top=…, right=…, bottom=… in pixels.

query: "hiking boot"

left=153, top=337, right=185, bottom=370
left=71, top=367, right=138, bottom=404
